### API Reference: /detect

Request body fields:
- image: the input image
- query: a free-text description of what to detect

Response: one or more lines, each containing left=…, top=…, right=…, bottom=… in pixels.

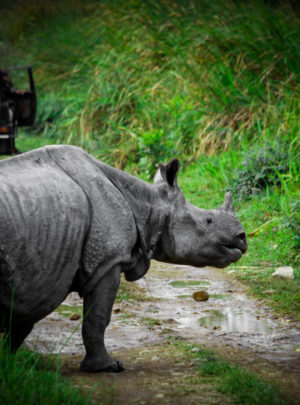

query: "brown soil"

left=61, top=344, right=233, bottom=405
left=60, top=343, right=300, bottom=405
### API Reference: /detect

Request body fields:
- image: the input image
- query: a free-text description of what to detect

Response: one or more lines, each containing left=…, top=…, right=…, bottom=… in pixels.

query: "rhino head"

left=153, top=159, right=247, bottom=268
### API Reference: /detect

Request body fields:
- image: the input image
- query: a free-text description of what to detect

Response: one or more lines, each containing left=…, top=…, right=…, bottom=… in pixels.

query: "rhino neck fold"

left=96, top=161, right=168, bottom=268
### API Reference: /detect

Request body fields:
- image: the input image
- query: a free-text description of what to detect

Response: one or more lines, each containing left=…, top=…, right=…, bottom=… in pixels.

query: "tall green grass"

left=0, top=344, right=93, bottom=404
left=1, top=0, right=299, bottom=171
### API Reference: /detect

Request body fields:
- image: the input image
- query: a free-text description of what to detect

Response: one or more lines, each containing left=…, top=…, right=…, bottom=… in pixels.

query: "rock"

left=193, top=291, right=209, bottom=301
left=69, top=313, right=81, bottom=321
left=272, top=266, right=294, bottom=280
left=154, top=394, right=164, bottom=399
left=228, top=269, right=235, bottom=274
left=262, top=289, right=277, bottom=294
left=191, top=347, right=201, bottom=353
left=164, top=318, right=178, bottom=324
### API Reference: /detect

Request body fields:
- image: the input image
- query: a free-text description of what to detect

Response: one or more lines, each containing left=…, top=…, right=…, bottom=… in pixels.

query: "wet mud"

left=24, top=262, right=300, bottom=403
left=25, top=262, right=300, bottom=372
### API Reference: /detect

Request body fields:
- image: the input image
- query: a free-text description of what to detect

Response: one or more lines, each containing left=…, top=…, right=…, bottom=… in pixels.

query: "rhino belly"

left=0, top=163, right=89, bottom=321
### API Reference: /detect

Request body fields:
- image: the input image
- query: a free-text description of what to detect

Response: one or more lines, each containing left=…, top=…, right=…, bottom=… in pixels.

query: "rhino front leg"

left=80, top=266, right=124, bottom=372
left=3, top=318, right=34, bottom=353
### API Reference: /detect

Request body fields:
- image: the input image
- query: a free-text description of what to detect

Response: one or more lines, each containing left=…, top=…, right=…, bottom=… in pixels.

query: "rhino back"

left=0, top=149, right=90, bottom=319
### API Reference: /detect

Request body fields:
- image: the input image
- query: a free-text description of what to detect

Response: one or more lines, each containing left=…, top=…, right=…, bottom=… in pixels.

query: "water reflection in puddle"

left=199, top=308, right=273, bottom=334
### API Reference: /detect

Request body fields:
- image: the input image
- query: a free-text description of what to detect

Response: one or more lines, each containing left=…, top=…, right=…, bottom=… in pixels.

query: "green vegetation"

left=0, top=344, right=95, bottom=404
left=116, top=275, right=153, bottom=302
left=141, top=316, right=161, bottom=326
left=169, top=280, right=210, bottom=287
left=228, top=266, right=300, bottom=318
left=1, top=0, right=299, bottom=163
left=0, top=0, right=299, bottom=386
left=116, top=279, right=138, bottom=302
left=177, top=340, right=289, bottom=405
left=56, top=304, right=83, bottom=318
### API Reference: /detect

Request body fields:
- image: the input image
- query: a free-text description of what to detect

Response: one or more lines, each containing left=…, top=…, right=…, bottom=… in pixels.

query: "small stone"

left=193, top=291, right=209, bottom=301
left=69, top=313, right=81, bottom=321
left=191, top=347, right=201, bottom=353
left=154, top=394, right=164, bottom=399
left=272, top=266, right=294, bottom=280
left=262, top=289, right=277, bottom=294
left=164, top=318, right=178, bottom=324
left=228, top=270, right=235, bottom=274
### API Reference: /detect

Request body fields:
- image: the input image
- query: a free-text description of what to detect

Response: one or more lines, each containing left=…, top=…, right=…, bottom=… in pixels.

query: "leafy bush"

left=231, top=142, right=290, bottom=200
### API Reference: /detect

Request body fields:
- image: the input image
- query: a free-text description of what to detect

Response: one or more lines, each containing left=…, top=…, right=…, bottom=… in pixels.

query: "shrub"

left=231, top=142, right=290, bottom=200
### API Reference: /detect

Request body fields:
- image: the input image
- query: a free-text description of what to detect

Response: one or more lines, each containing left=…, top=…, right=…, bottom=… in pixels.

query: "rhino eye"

left=206, top=217, right=213, bottom=225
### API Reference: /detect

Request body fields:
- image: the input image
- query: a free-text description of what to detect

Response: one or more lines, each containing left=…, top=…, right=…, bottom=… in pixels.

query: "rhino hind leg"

left=80, top=266, right=124, bottom=372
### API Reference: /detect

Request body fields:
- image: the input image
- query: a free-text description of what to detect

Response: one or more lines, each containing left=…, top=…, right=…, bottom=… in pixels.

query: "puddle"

left=199, top=308, right=273, bottom=334
left=24, top=262, right=300, bottom=373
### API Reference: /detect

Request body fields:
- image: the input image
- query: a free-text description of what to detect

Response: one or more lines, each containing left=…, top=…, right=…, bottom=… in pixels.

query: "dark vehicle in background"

left=0, top=66, right=36, bottom=154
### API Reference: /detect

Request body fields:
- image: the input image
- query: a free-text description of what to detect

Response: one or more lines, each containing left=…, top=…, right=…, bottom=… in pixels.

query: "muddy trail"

left=25, top=262, right=300, bottom=404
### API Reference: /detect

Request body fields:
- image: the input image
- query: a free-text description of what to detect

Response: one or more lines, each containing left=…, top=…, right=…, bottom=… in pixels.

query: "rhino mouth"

left=221, top=245, right=244, bottom=260
left=222, top=245, right=243, bottom=255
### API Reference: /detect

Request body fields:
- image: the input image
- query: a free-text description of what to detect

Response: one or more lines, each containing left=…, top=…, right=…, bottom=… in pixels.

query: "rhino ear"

left=154, top=158, right=180, bottom=187
left=166, top=158, right=180, bottom=186
left=220, top=190, right=235, bottom=214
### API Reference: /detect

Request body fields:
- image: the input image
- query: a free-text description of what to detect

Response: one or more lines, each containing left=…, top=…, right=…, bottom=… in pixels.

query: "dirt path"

left=24, top=262, right=300, bottom=403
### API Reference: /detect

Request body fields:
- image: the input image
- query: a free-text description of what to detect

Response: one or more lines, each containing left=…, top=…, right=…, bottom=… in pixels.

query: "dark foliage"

left=231, top=142, right=290, bottom=200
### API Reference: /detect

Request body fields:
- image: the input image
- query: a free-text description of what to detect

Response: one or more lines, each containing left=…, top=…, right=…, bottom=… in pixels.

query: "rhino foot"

left=80, top=355, right=124, bottom=373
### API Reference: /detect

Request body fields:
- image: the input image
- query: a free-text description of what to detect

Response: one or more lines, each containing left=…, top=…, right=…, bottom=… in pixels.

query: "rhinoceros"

left=0, top=145, right=247, bottom=372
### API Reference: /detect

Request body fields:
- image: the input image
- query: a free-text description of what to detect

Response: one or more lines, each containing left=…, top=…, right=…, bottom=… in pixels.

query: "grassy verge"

left=0, top=344, right=96, bottom=404
left=175, top=340, right=289, bottom=405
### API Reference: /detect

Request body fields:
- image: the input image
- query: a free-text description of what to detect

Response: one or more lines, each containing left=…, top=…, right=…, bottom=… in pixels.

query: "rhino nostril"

left=237, top=232, right=246, bottom=241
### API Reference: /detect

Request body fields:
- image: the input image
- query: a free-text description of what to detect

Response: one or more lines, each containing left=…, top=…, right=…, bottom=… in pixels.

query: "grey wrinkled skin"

left=0, top=145, right=247, bottom=372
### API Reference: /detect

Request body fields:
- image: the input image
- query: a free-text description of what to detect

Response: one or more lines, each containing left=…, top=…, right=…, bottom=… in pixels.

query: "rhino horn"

left=220, top=190, right=235, bottom=214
